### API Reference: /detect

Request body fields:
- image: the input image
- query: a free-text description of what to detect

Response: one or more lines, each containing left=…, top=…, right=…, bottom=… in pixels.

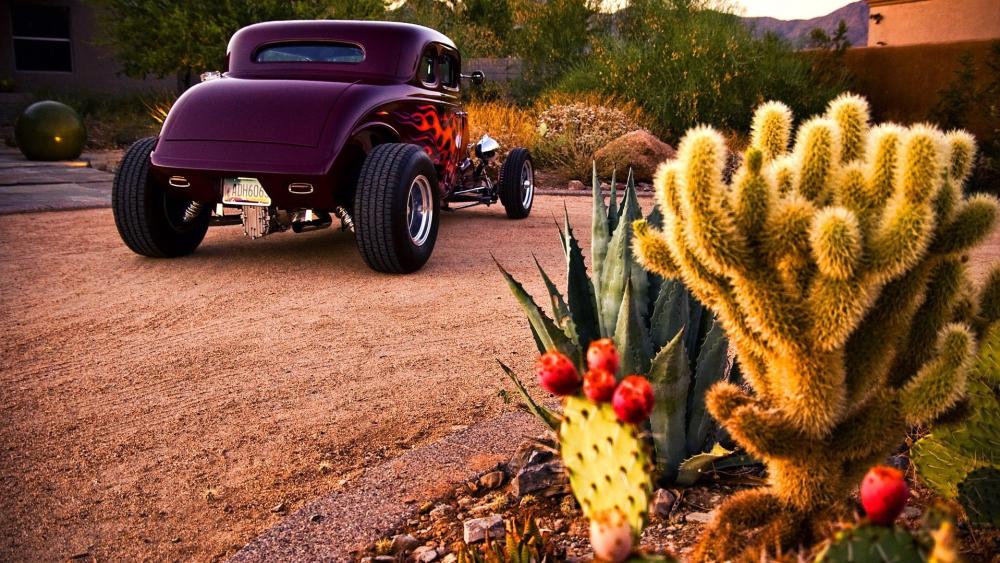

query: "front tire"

left=499, top=148, right=534, bottom=219
left=354, top=144, right=440, bottom=274
left=112, top=136, right=209, bottom=257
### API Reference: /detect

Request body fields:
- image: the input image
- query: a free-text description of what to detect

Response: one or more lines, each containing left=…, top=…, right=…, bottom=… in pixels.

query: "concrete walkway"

left=0, top=146, right=115, bottom=214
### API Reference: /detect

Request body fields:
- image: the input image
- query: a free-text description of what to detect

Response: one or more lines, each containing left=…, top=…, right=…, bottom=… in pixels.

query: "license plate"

left=222, top=177, right=271, bottom=206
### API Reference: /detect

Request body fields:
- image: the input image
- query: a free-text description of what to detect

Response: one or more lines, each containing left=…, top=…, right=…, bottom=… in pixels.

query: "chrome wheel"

left=520, top=160, right=534, bottom=208
left=407, top=174, right=433, bottom=246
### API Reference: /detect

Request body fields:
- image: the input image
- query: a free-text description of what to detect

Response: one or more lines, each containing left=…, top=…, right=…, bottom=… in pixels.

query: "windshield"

left=254, top=42, right=364, bottom=63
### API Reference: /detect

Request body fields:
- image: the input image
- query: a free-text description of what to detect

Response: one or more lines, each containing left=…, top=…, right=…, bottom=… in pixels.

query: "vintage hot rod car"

left=112, top=20, right=534, bottom=273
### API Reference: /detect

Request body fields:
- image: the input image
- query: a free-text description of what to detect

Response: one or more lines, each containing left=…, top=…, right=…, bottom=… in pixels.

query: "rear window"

left=255, top=42, right=364, bottom=63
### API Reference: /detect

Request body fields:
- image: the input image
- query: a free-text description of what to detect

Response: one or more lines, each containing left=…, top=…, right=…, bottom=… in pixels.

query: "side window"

left=418, top=50, right=436, bottom=85
left=439, top=53, right=458, bottom=89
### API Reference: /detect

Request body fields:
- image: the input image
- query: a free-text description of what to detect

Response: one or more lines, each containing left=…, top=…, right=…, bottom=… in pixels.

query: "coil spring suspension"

left=183, top=201, right=205, bottom=223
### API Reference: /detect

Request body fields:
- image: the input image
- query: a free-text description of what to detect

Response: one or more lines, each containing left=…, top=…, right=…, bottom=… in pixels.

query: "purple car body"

left=112, top=20, right=533, bottom=273
left=151, top=20, right=468, bottom=211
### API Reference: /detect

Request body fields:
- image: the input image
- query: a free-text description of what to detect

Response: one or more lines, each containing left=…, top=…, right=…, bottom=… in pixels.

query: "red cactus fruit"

left=535, top=351, right=580, bottom=396
left=584, top=368, right=617, bottom=403
left=612, top=375, right=654, bottom=424
left=587, top=338, right=620, bottom=374
left=861, top=465, right=909, bottom=526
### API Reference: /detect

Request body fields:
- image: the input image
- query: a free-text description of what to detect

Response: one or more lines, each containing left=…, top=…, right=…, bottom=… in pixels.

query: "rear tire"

left=112, top=136, right=209, bottom=257
left=354, top=144, right=439, bottom=273
left=499, top=148, right=534, bottom=219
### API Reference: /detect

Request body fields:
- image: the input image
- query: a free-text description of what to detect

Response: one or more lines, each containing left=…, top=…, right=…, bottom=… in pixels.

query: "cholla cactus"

left=632, top=93, right=1000, bottom=560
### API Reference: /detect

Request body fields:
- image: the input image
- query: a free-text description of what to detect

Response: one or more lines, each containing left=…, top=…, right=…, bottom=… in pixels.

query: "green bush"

left=555, top=0, right=849, bottom=141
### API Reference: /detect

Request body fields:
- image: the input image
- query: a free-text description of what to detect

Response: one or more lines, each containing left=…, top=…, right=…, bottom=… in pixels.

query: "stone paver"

left=0, top=146, right=113, bottom=214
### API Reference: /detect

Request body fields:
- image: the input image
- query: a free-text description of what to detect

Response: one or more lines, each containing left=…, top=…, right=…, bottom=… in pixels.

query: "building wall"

left=0, top=0, right=175, bottom=94
left=867, top=0, right=1000, bottom=47
left=843, top=39, right=997, bottom=140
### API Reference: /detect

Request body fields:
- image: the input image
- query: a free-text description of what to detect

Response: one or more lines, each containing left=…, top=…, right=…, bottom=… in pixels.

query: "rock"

left=418, top=501, right=435, bottom=514
left=361, top=558, right=373, bottom=563
left=429, top=504, right=454, bottom=520
left=270, top=501, right=287, bottom=513
left=442, top=555, right=458, bottom=563
left=390, top=533, right=419, bottom=554
left=463, top=515, right=505, bottom=543
left=511, top=459, right=569, bottom=498
left=567, top=180, right=586, bottom=191
left=650, top=488, right=676, bottom=519
left=593, top=130, right=676, bottom=182
left=374, top=557, right=396, bottom=563
left=309, top=514, right=323, bottom=523
left=508, top=441, right=555, bottom=476
left=902, top=505, right=922, bottom=520
left=413, top=546, right=439, bottom=562
left=685, top=511, right=715, bottom=524
left=479, top=470, right=505, bottom=490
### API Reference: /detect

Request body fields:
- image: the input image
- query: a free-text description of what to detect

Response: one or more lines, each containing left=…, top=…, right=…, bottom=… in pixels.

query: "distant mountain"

left=740, top=1, right=868, bottom=48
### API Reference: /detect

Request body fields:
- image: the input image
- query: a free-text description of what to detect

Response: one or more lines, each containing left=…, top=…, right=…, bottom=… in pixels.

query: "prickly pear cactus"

left=912, top=322, right=1000, bottom=522
left=560, top=396, right=655, bottom=535
left=957, top=467, right=1000, bottom=526
left=816, top=525, right=924, bottom=563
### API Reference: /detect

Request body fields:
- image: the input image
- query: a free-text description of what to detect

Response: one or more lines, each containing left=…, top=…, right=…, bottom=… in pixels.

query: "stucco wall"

left=843, top=39, right=998, bottom=139
left=0, top=0, right=175, bottom=95
left=867, top=0, right=1000, bottom=47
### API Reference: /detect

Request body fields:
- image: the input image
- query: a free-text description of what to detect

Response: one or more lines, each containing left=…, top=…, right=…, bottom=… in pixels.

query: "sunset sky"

left=734, top=0, right=857, bottom=19
left=598, top=1, right=858, bottom=19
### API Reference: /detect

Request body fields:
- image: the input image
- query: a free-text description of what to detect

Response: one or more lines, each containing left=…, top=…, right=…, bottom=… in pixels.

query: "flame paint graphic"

left=396, top=105, right=464, bottom=189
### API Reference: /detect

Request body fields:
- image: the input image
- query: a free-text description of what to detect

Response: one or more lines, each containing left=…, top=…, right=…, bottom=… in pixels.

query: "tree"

left=516, top=0, right=597, bottom=83
left=324, top=0, right=386, bottom=20
left=89, top=0, right=386, bottom=89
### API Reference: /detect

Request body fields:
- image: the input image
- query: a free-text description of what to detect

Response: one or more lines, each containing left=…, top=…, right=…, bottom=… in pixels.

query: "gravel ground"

left=0, top=198, right=586, bottom=562
left=1, top=197, right=997, bottom=562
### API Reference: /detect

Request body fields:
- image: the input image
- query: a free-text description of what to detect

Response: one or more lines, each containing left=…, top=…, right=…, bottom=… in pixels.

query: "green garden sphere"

left=14, top=100, right=87, bottom=161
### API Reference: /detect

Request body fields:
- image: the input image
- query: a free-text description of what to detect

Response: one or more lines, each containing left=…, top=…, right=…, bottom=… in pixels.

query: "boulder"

left=593, top=130, right=676, bottom=183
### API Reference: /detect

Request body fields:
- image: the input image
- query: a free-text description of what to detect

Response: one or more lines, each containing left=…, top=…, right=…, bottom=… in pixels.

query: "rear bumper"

left=150, top=140, right=339, bottom=209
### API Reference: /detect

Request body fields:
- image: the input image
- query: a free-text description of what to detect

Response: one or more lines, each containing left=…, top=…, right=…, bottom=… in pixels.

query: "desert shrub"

left=532, top=102, right=640, bottom=180
left=465, top=101, right=539, bottom=164
left=557, top=0, right=848, bottom=141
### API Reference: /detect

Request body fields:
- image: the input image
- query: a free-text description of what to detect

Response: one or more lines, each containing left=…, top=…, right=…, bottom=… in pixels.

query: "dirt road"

left=2, top=195, right=998, bottom=562
left=0, top=198, right=589, bottom=561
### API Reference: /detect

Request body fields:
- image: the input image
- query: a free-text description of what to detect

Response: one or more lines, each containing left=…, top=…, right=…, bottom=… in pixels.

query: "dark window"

left=11, top=4, right=72, bottom=72
left=418, top=51, right=436, bottom=84
left=439, top=53, right=459, bottom=88
left=254, top=42, right=364, bottom=63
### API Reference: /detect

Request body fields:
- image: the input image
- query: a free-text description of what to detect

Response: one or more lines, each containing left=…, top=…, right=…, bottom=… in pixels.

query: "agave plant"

left=497, top=167, right=738, bottom=484
left=455, top=516, right=557, bottom=563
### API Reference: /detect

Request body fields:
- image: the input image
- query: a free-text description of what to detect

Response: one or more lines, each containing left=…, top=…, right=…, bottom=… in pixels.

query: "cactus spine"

left=632, top=93, right=1000, bottom=560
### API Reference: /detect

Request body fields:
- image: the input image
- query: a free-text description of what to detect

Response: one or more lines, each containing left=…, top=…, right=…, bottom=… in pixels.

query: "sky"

left=733, top=0, right=858, bottom=19
left=599, top=1, right=858, bottom=20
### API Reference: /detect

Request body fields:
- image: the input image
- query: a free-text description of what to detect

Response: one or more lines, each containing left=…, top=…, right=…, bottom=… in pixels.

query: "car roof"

left=227, top=20, right=457, bottom=82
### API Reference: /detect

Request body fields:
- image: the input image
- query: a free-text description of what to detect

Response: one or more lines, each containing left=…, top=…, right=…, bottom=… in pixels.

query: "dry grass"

left=466, top=101, right=540, bottom=163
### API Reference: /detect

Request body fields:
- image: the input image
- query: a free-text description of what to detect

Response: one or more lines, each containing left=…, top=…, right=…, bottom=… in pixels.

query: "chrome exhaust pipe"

left=291, top=209, right=332, bottom=233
